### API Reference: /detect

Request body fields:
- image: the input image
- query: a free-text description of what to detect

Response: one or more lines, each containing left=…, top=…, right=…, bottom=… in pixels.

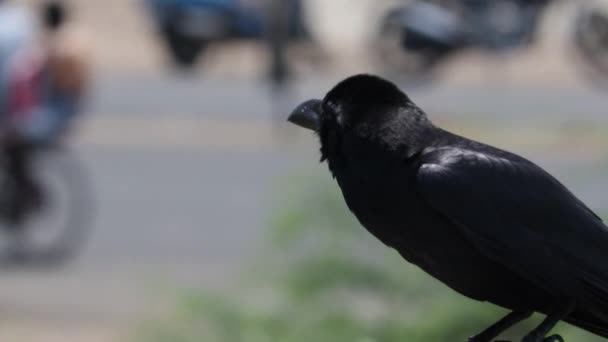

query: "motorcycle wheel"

left=163, top=21, right=207, bottom=69
left=573, top=4, right=608, bottom=81
left=373, top=8, right=446, bottom=83
left=0, top=146, right=94, bottom=266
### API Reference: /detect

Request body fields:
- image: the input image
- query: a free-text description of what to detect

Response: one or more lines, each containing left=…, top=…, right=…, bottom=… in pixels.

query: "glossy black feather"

left=315, top=74, right=608, bottom=338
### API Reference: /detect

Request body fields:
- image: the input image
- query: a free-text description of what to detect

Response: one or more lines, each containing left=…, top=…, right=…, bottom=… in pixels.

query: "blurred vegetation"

left=139, top=173, right=604, bottom=342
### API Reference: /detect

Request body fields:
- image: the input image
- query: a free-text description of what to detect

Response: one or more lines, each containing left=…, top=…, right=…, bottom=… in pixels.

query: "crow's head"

left=289, top=75, right=433, bottom=174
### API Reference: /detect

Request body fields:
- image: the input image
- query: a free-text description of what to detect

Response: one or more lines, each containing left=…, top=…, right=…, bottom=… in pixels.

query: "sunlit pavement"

left=0, top=72, right=607, bottom=341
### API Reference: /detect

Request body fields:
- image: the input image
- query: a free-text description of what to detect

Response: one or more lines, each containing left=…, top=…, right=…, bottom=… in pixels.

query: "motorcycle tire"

left=572, top=4, right=608, bottom=82
left=373, top=7, right=447, bottom=83
left=163, top=21, right=207, bottom=69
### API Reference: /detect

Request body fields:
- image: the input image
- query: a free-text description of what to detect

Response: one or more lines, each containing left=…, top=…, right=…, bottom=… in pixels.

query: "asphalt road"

left=90, top=73, right=608, bottom=122
left=0, top=72, right=608, bottom=341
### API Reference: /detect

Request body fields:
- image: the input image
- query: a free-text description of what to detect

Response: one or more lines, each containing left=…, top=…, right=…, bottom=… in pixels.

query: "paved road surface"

left=91, top=73, right=608, bottom=122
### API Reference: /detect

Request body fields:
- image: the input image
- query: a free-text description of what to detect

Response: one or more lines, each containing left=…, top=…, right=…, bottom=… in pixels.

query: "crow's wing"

left=416, top=147, right=608, bottom=306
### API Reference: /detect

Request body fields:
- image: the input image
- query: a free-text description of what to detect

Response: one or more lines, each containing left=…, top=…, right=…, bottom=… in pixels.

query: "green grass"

left=138, top=173, right=607, bottom=342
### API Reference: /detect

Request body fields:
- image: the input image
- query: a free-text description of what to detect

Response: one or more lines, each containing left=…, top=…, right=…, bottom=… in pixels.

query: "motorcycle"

left=0, top=143, right=93, bottom=266
left=375, top=0, right=608, bottom=83
left=573, top=1, right=608, bottom=81
left=143, top=0, right=309, bottom=69
left=0, top=45, right=94, bottom=266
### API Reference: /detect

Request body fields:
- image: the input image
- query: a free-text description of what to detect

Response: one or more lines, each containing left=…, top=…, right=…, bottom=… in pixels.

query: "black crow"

left=288, top=74, right=608, bottom=342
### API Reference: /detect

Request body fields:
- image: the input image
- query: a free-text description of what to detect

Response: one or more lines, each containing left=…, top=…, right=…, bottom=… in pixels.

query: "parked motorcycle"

left=375, top=0, right=608, bottom=82
left=143, top=0, right=309, bottom=69
left=573, top=1, right=608, bottom=80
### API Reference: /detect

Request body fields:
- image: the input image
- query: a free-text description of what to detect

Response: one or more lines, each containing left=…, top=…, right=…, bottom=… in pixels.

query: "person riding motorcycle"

left=2, top=0, right=88, bottom=223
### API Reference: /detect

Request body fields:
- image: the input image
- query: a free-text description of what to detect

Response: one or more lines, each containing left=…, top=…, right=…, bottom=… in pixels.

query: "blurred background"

left=1, top=0, right=608, bottom=341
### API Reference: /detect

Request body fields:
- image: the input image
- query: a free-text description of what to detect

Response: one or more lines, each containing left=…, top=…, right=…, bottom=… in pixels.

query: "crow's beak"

left=288, top=99, right=322, bottom=132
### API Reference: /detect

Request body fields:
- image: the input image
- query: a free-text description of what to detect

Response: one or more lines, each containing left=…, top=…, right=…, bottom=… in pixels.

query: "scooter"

left=376, top=0, right=608, bottom=82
